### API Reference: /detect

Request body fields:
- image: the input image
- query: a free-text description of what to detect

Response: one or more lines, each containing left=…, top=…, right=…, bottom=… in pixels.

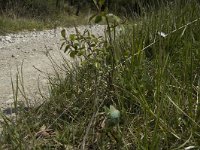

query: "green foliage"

left=60, top=28, right=105, bottom=61
left=60, top=8, right=122, bottom=77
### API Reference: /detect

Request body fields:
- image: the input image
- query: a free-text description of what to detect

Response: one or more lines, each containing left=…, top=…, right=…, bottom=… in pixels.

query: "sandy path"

left=0, top=25, right=105, bottom=111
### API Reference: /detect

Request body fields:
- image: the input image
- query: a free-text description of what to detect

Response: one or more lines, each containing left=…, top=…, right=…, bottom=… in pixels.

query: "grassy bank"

left=1, top=0, right=200, bottom=149
left=0, top=13, right=90, bottom=35
left=0, top=0, right=91, bottom=35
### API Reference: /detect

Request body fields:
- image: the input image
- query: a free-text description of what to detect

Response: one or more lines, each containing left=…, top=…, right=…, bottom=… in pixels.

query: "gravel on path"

left=0, top=25, right=105, bottom=112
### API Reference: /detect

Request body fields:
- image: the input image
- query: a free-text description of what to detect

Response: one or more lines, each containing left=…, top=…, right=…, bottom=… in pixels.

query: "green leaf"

left=77, top=51, right=84, bottom=56
left=70, top=51, right=78, bottom=58
left=69, top=34, right=76, bottom=41
left=73, top=43, right=79, bottom=50
left=95, top=15, right=103, bottom=23
left=73, top=43, right=79, bottom=47
left=61, top=29, right=66, bottom=38
left=64, top=45, right=70, bottom=53
left=91, top=43, right=96, bottom=47
left=94, top=62, right=100, bottom=68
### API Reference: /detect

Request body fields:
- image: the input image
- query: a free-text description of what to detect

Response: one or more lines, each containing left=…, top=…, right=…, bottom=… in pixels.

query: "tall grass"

left=0, top=0, right=200, bottom=149
left=0, top=13, right=88, bottom=35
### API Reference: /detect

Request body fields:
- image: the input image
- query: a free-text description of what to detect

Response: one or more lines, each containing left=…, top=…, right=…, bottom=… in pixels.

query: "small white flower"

left=158, top=31, right=167, bottom=38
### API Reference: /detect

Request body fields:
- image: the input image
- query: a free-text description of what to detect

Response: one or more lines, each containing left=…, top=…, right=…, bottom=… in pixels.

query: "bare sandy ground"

left=0, top=25, right=105, bottom=111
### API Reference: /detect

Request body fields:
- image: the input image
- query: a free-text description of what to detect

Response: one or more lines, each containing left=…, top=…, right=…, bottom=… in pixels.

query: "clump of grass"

left=1, top=0, right=200, bottom=149
left=0, top=16, right=46, bottom=35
